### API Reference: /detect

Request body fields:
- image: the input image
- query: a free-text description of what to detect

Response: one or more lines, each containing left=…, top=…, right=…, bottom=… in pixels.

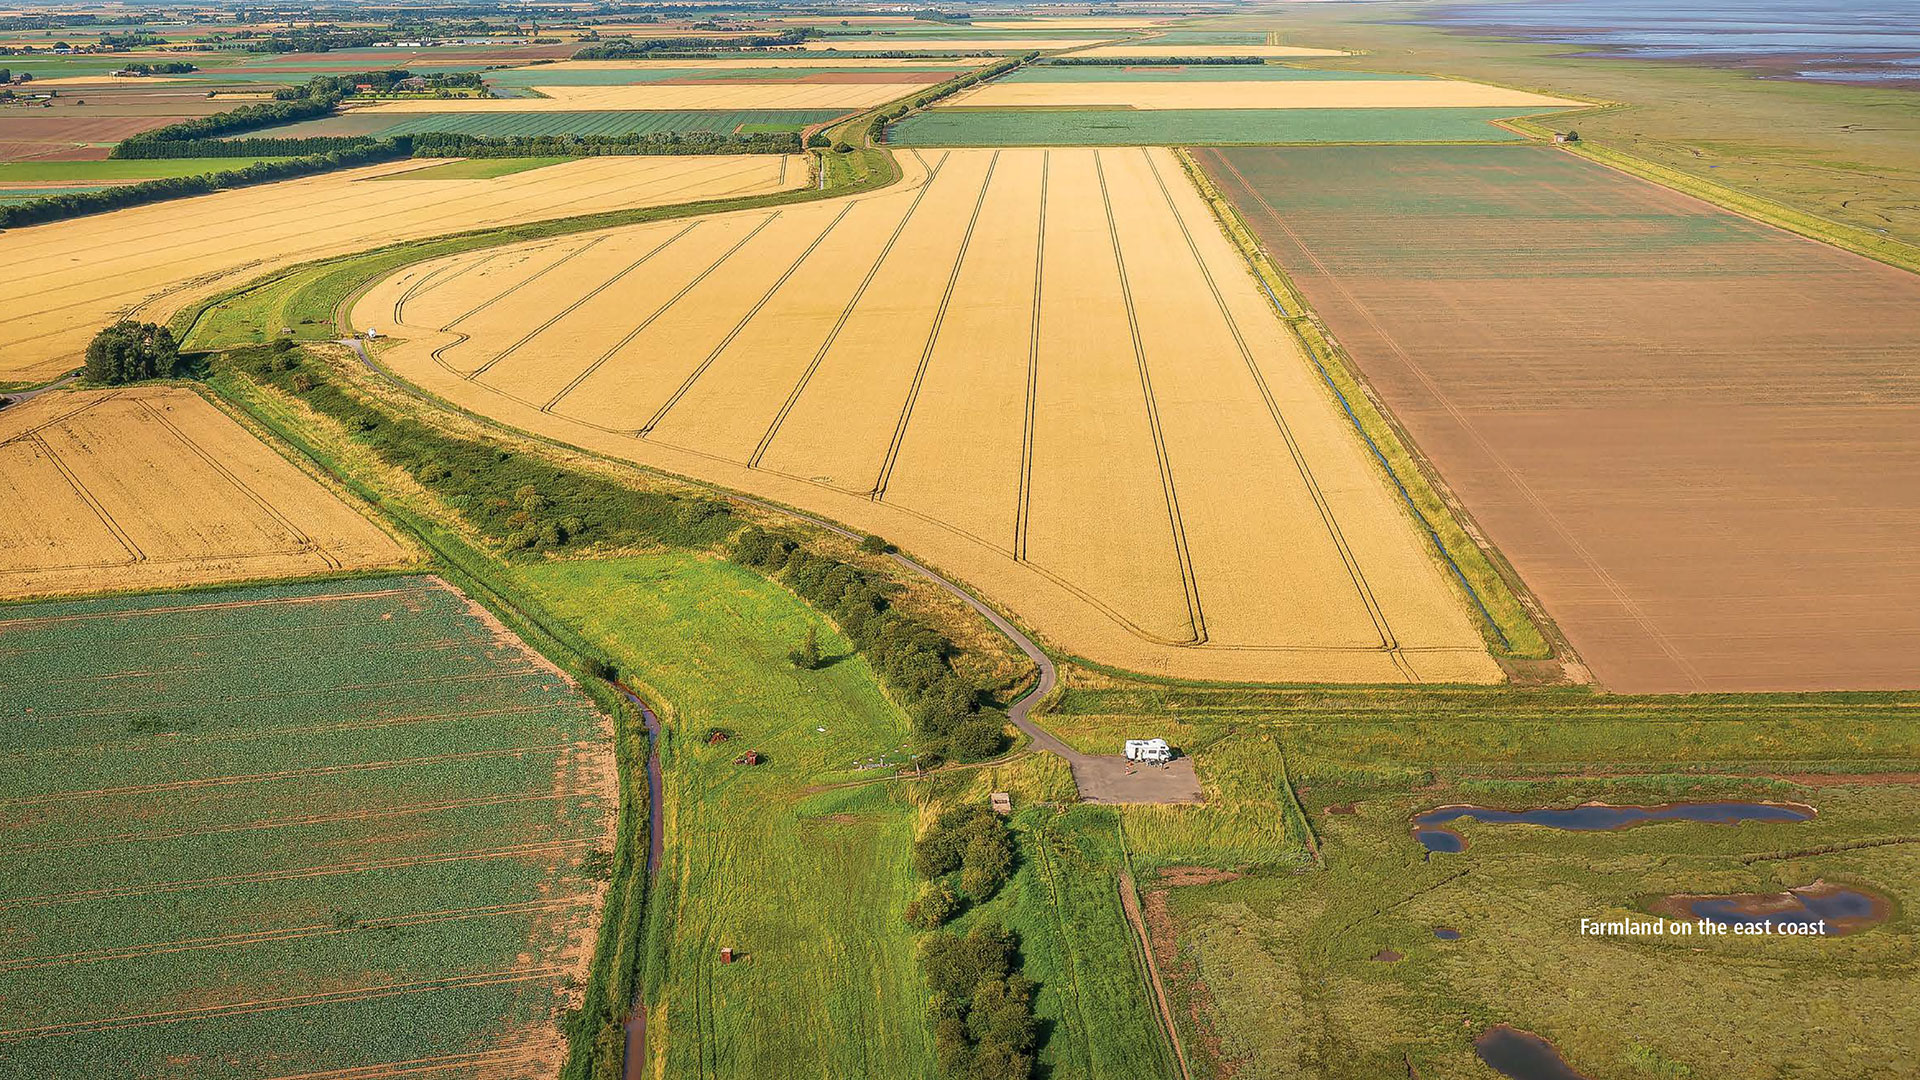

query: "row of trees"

left=121, top=134, right=389, bottom=158
left=409, top=129, right=801, bottom=157
left=906, top=806, right=1015, bottom=928
left=571, top=29, right=807, bottom=58
left=732, top=526, right=1000, bottom=764
left=0, top=141, right=409, bottom=227
left=921, top=927, right=1038, bottom=1080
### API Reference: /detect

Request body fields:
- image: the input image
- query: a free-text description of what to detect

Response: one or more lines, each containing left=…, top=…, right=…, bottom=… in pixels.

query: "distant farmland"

left=0, top=154, right=805, bottom=383
left=0, top=387, right=410, bottom=599
left=355, top=147, right=1500, bottom=685
left=1199, top=143, right=1920, bottom=693
left=0, top=576, right=616, bottom=1079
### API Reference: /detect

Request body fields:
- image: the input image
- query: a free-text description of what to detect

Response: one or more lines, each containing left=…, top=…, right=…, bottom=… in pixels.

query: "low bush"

left=913, top=805, right=1015, bottom=901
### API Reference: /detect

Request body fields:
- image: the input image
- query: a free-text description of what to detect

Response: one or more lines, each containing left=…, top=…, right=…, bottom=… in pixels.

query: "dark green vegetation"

left=1040, top=676, right=1920, bottom=1079
left=885, top=107, right=1557, bottom=147
left=920, top=925, right=1037, bottom=1080
left=82, top=319, right=178, bottom=383
left=0, top=158, right=296, bottom=181
left=377, top=109, right=848, bottom=138
left=912, top=805, right=1016, bottom=913
left=220, top=345, right=998, bottom=766
left=0, top=576, right=617, bottom=1080
left=0, top=140, right=406, bottom=227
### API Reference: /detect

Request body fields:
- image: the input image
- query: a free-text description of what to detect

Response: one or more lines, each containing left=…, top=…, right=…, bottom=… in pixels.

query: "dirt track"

left=1202, top=143, right=1920, bottom=694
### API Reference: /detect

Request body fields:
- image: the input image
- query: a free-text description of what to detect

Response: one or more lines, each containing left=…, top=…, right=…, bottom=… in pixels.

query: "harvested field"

left=266, top=109, right=847, bottom=139
left=0, top=575, right=617, bottom=1080
left=0, top=386, right=410, bottom=598
left=357, top=148, right=1500, bottom=685
left=939, top=78, right=1580, bottom=110
left=0, top=154, right=805, bottom=383
left=1199, top=144, right=1920, bottom=693
left=885, top=107, right=1546, bottom=146
left=359, top=80, right=924, bottom=111
left=793, top=38, right=1109, bottom=51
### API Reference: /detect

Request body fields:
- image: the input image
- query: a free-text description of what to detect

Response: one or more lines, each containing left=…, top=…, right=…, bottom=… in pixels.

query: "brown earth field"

left=0, top=386, right=413, bottom=598
left=355, top=147, right=1500, bottom=686
left=1197, top=143, right=1920, bottom=694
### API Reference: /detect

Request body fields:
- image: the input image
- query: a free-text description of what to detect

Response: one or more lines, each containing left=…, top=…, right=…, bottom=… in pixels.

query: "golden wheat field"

left=942, top=80, right=1582, bottom=110
left=360, top=82, right=921, bottom=112
left=0, top=155, right=805, bottom=384
left=355, top=147, right=1499, bottom=685
left=0, top=387, right=412, bottom=598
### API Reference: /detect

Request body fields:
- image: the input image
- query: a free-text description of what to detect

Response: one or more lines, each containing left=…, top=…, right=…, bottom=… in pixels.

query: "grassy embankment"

left=1209, top=3, right=1920, bottom=267
left=1043, top=674, right=1920, bottom=1079
left=1175, top=150, right=1550, bottom=662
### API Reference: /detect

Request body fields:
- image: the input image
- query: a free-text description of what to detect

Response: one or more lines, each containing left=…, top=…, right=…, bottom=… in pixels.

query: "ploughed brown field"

left=1198, top=144, right=1920, bottom=693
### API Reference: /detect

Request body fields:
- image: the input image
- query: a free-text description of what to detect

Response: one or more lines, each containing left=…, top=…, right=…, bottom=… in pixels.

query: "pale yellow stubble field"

left=356, top=147, right=1500, bottom=685
left=940, top=80, right=1582, bottom=110
left=0, top=154, right=805, bottom=384
left=0, top=386, right=412, bottom=598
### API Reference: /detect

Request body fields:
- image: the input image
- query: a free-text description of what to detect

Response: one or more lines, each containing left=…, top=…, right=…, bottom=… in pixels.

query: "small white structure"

left=363, top=328, right=382, bottom=340
left=1124, top=738, right=1172, bottom=764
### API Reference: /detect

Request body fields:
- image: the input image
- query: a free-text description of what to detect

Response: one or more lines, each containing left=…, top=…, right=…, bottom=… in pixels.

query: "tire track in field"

left=464, top=225, right=700, bottom=381
left=1203, top=149, right=1696, bottom=685
left=0, top=966, right=569, bottom=1043
left=0, top=706, right=552, bottom=764
left=640, top=200, right=859, bottom=437
left=0, top=839, right=596, bottom=911
left=748, top=150, right=954, bottom=468
left=1013, top=150, right=1049, bottom=562
left=257, top=1047, right=545, bottom=1080
left=870, top=149, right=1000, bottom=501
left=537, top=214, right=779, bottom=411
left=0, top=791, right=588, bottom=857
left=29, top=430, right=145, bottom=564
left=1138, top=150, right=1410, bottom=674
left=132, top=398, right=338, bottom=569
left=0, top=742, right=587, bottom=807
left=1094, top=149, right=1206, bottom=646
left=0, top=390, right=121, bottom=448
left=394, top=251, right=497, bottom=325
left=437, top=237, right=606, bottom=331
left=0, top=897, right=589, bottom=973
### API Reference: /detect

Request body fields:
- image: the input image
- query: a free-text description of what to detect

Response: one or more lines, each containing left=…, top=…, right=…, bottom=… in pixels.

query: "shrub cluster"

left=115, top=134, right=390, bottom=159
left=409, top=130, right=800, bottom=158
left=222, top=347, right=989, bottom=761
left=920, top=926, right=1037, bottom=1080
left=912, top=805, right=1015, bottom=913
left=227, top=346, right=741, bottom=555
left=733, top=527, right=998, bottom=762
left=85, top=321, right=179, bottom=384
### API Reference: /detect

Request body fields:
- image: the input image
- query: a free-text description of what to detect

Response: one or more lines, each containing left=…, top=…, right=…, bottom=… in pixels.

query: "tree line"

left=224, top=344, right=1001, bottom=767
left=571, top=29, right=807, bottom=58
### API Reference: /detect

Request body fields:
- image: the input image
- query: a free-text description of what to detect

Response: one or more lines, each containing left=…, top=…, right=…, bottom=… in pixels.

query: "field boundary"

left=1175, top=147, right=1558, bottom=663
left=1503, top=110, right=1920, bottom=277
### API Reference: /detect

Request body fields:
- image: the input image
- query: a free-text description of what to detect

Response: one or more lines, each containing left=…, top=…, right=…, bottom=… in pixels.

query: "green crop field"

left=885, top=106, right=1560, bottom=146
left=371, top=109, right=848, bottom=137
left=509, top=554, right=935, bottom=1080
left=0, top=575, right=617, bottom=1080
left=372, top=156, right=574, bottom=179
left=1007, top=64, right=1430, bottom=82
left=1037, top=679, right=1920, bottom=1080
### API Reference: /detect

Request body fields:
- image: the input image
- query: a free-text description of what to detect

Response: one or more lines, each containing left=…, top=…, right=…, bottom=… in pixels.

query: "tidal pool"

left=1474, top=1025, right=1592, bottom=1080
left=1411, top=801, right=1814, bottom=852
left=1651, top=882, right=1888, bottom=936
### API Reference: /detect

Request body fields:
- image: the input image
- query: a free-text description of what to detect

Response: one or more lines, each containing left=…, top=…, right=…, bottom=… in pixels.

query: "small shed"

left=719, top=947, right=735, bottom=964
left=989, top=792, right=1012, bottom=816
left=733, top=749, right=762, bottom=766
left=1552, top=130, right=1580, bottom=144
left=706, top=728, right=731, bottom=745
